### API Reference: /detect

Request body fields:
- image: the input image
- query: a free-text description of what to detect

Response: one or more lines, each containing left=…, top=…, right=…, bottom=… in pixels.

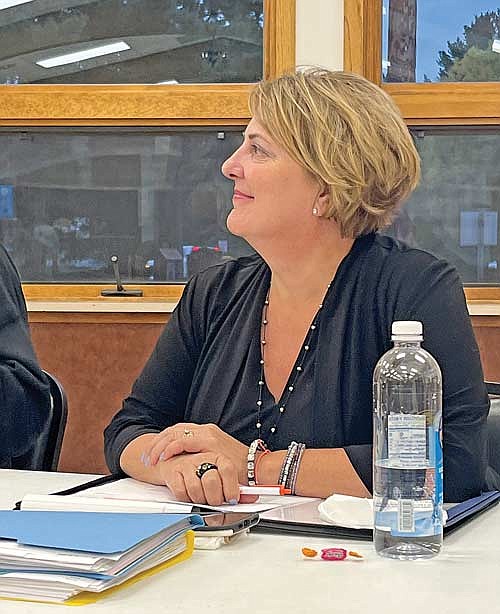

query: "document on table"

left=0, top=511, right=200, bottom=604
left=20, top=476, right=320, bottom=514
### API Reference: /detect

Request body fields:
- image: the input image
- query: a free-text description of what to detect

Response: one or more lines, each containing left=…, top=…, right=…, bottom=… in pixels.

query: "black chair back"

left=41, top=370, right=68, bottom=471
left=485, top=382, right=500, bottom=489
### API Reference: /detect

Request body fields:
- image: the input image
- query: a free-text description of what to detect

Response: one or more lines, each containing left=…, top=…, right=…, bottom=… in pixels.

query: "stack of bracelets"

left=247, top=439, right=306, bottom=494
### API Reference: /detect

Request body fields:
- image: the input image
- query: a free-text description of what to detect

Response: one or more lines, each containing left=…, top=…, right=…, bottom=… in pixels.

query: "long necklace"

left=255, top=283, right=330, bottom=442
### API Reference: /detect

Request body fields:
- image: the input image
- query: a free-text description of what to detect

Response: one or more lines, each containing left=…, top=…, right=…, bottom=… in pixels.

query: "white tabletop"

left=0, top=469, right=497, bottom=613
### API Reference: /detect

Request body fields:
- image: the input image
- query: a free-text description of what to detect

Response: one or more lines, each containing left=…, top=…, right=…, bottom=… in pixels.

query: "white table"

left=0, top=469, right=498, bottom=613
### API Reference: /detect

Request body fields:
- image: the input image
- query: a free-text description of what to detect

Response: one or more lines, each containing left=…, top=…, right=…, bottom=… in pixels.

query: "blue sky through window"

left=382, top=1, right=500, bottom=81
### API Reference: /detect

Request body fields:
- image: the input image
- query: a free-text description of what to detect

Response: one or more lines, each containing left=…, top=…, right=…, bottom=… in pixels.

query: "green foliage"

left=438, top=10, right=500, bottom=81
left=446, top=46, right=500, bottom=81
left=438, top=38, right=467, bottom=79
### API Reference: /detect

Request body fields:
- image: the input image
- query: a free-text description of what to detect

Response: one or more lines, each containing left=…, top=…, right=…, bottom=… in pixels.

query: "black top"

left=0, top=245, right=51, bottom=468
left=104, top=233, right=489, bottom=502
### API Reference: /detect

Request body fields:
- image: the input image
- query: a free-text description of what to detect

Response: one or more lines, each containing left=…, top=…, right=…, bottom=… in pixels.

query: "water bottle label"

left=374, top=495, right=441, bottom=537
left=374, top=424, right=444, bottom=538
left=388, top=414, right=426, bottom=468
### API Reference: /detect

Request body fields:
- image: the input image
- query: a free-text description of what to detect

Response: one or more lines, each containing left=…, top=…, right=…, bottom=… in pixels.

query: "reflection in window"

left=382, top=1, right=500, bottom=83
left=0, top=0, right=263, bottom=84
left=387, top=128, right=500, bottom=284
left=0, top=129, right=253, bottom=282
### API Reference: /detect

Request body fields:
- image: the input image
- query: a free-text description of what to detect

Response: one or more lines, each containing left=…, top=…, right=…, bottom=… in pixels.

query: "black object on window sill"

left=101, top=255, right=143, bottom=297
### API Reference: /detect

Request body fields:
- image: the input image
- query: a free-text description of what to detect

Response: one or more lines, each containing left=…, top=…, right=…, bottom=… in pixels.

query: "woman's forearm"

left=258, top=448, right=371, bottom=498
left=119, top=434, right=166, bottom=486
left=121, top=435, right=371, bottom=499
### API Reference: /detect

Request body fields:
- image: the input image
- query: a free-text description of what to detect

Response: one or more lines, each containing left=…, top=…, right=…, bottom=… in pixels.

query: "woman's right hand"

left=157, top=451, right=241, bottom=506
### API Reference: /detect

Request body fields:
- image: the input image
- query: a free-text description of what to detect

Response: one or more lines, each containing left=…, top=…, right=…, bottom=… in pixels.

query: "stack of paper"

left=0, top=510, right=203, bottom=604
left=18, top=476, right=320, bottom=514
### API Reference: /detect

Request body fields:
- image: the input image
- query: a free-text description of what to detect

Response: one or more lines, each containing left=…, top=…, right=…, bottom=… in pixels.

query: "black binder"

left=253, top=490, right=500, bottom=539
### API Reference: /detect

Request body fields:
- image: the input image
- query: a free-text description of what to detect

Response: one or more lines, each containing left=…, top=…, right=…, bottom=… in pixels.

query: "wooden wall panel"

left=471, top=317, right=500, bottom=383
left=30, top=320, right=166, bottom=475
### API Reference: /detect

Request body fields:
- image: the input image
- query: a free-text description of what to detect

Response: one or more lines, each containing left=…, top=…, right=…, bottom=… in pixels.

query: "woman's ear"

left=313, top=186, right=330, bottom=217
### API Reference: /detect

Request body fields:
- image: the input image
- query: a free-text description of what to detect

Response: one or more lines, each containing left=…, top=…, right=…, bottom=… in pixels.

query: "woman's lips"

left=233, top=189, right=254, bottom=200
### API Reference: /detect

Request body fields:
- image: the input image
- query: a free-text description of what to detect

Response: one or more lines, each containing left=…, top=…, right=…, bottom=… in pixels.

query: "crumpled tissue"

left=318, top=494, right=447, bottom=529
left=318, top=494, right=374, bottom=529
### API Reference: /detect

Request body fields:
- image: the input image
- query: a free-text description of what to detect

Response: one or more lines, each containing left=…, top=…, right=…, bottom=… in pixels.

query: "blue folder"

left=0, top=511, right=204, bottom=553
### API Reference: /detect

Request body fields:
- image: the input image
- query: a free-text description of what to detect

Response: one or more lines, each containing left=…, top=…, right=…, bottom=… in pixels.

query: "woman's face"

left=221, top=117, right=322, bottom=245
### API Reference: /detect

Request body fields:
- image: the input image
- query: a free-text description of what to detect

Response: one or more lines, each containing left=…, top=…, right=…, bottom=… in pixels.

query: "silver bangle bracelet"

left=279, top=441, right=302, bottom=488
left=289, top=443, right=306, bottom=495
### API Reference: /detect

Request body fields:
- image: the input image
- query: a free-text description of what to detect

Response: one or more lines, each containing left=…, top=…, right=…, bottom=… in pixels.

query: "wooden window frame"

left=344, top=0, right=500, bottom=302
left=1, top=0, right=295, bottom=303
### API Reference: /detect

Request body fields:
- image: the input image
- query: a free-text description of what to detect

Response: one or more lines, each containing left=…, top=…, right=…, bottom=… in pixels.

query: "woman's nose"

left=221, top=151, right=243, bottom=180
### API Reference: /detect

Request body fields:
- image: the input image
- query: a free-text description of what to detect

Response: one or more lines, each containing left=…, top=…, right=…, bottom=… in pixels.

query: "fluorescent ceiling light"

left=493, top=39, right=500, bottom=54
left=0, top=0, right=32, bottom=10
left=36, top=41, right=130, bottom=69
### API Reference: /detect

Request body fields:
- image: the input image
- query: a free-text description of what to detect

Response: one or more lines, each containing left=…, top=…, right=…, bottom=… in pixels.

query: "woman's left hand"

left=143, top=423, right=249, bottom=484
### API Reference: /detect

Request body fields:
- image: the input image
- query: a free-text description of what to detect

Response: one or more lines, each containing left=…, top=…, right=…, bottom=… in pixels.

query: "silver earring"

left=312, top=207, right=318, bottom=216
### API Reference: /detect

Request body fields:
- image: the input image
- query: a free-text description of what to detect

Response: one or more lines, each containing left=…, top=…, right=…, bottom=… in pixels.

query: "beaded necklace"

left=255, top=282, right=331, bottom=442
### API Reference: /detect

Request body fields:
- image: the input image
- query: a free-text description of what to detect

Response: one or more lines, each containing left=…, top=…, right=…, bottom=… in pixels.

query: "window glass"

left=0, top=0, right=263, bottom=84
left=0, top=129, right=253, bottom=282
left=387, top=128, right=500, bottom=284
left=382, top=1, right=500, bottom=83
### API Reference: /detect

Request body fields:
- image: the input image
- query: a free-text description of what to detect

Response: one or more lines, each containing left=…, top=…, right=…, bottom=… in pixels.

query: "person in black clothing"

left=0, top=244, right=51, bottom=468
left=105, top=69, right=489, bottom=505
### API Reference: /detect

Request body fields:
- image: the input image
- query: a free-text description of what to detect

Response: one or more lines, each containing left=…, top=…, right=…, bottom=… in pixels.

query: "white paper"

left=62, top=477, right=320, bottom=513
left=0, top=537, right=186, bottom=603
left=21, top=493, right=189, bottom=514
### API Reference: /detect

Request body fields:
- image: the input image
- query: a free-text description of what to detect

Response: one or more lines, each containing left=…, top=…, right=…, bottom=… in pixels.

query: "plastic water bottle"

left=373, top=321, right=443, bottom=559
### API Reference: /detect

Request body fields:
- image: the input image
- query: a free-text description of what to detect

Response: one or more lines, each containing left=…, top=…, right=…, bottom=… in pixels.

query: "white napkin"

left=318, top=494, right=448, bottom=529
left=318, top=494, right=374, bottom=529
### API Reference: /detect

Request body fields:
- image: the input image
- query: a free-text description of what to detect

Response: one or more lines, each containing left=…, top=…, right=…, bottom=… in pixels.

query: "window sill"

left=25, top=299, right=500, bottom=317
left=467, top=302, right=500, bottom=317
left=26, top=299, right=178, bottom=313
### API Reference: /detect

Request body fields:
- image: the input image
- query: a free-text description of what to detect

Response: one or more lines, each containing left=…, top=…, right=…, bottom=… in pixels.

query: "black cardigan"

left=0, top=245, right=51, bottom=468
left=105, top=233, right=489, bottom=502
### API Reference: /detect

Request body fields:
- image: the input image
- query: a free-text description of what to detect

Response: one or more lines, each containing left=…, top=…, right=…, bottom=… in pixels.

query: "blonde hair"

left=249, top=68, right=420, bottom=238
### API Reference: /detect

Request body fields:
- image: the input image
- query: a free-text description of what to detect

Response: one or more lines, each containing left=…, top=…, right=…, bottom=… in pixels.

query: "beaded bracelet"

left=254, top=449, right=271, bottom=485
left=247, top=439, right=268, bottom=486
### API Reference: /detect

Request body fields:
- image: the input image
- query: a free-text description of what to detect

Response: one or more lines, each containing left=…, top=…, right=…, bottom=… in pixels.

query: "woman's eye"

left=251, top=144, right=266, bottom=156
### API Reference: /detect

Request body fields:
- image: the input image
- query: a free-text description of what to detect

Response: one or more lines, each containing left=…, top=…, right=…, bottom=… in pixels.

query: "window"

left=344, top=0, right=500, bottom=299
left=0, top=0, right=264, bottom=85
left=0, top=128, right=251, bottom=283
left=382, top=1, right=500, bottom=84
left=387, top=127, right=500, bottom=285
left=0, top=0, right=295, bottom=300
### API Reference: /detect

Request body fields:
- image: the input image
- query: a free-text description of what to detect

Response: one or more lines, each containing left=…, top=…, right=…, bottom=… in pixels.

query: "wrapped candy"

left=301, top=547, right=363, bottom=561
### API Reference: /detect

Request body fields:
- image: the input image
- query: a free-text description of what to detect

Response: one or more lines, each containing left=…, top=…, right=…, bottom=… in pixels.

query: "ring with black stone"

left=195, top=462, right=219, bottom=479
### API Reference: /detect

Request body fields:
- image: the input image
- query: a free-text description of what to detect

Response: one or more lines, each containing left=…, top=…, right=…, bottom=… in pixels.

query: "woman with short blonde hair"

left=107, top=69, right=487, bottom=506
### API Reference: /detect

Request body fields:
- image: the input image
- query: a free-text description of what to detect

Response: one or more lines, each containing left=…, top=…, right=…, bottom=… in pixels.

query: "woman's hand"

left=158, top=451, right=240, bottom=506
left=143, top=423, right=249, bottom=484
